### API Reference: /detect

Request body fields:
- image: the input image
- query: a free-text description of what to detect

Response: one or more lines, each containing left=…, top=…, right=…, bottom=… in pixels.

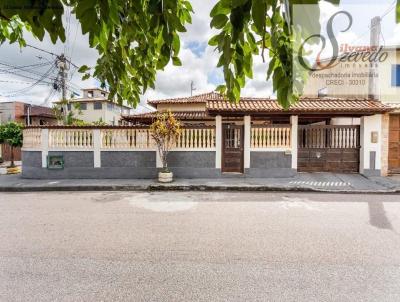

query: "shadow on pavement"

left=368, top=201, right=393, bottom=230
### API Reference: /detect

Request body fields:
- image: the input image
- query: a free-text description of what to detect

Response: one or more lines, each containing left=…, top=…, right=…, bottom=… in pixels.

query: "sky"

left=0, top=0, right=398, bottom=109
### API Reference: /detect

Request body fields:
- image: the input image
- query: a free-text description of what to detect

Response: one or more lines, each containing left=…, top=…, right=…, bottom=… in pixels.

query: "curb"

left=0, top=184, right=399, bottom=194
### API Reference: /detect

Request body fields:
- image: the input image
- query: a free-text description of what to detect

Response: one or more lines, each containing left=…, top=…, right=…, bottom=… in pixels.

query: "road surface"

left=0, top=191, right=399, bottom=301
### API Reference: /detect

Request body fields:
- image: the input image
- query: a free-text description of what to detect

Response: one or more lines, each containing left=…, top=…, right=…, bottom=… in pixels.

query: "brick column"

left=215, top=115, right=222, bottom=169
left=244, top=115, right=251, bottom=169
left=290, top=115, right=298, bottom=170
left=381, top=113, right=390, bottom=176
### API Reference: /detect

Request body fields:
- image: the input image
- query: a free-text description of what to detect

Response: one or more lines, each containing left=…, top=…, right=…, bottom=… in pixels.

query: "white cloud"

left=1, top=0, right=312, bottom=107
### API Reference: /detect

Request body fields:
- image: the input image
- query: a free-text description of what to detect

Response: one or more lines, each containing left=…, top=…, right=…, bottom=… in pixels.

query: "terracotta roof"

left=148, top=92, right=222, bottom=106
left=22, top=105, right=55, bottom=118
left=122, top=111, right=211, bottom=122
left=207, top=97, right=392, bottom=113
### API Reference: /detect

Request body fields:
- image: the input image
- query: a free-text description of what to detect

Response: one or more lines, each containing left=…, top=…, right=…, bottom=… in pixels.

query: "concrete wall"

left=166, top=151, right=220, bottom=178
left=247, top=152, right=296, bottom=177
left=22, top=149, right=297, bottom=179
left=22, top=151, right=158, bottom=179
left=360, top=114, right=383, bottom=176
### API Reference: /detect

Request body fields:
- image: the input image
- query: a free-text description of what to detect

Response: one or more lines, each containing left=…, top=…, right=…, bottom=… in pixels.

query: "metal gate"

left=298, top=125, right=360, bottom=173
left=222, top=124, right=244, bottom=173
left=389, top=114, right=400, bottom=174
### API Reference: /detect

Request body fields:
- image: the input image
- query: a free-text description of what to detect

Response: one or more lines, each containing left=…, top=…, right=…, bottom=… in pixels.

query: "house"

left=54, top=88, right=133, bottom=125
left=303, top=46, right=400, bottom=174
left=0, top=101, right=56, bottom=162
left=20, top=90, right=391, bottom=179
left=0, top=101, right=56, bottom=126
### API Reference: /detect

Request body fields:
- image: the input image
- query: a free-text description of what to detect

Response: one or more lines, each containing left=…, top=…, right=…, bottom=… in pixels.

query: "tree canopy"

left=1, top=0, right=399, bottom=108
left=0, top=121, right=23, bottom=167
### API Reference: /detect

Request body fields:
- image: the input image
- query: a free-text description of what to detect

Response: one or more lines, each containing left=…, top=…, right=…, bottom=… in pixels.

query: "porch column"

left=290, top=115, right=298, bottom=170
left=360, top=114, right=383, bottom=176
left=41, top=128, right=49, bottom=168
left=93, top=129, right=101, bottom=168
left=215, top=115, right=222, bottom=169
left=244, top=115, right=251, bottom=169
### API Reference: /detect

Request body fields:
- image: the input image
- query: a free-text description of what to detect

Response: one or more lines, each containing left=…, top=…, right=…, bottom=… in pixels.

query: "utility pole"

left=368, top=16, right=381, bottom=100
left=190, top=81, right=196, bottom=96
left=57, top=54, right=68, bottom=101
left=56, top=54, right=69, bottom=123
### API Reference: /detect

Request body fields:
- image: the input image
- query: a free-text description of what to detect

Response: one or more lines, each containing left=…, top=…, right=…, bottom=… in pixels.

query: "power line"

left=381, top=0, right=396, bottom=19
left=0, top=60, right=54, bottom=79
left=25, top=43, right=58, bottom=57
left=0, top=68, right=55, bottom=84
left=0, top=80, right=52, bottom=85
left=0, top=62, right=50, bottom=74
left=0, top=65, right=56, bottom=97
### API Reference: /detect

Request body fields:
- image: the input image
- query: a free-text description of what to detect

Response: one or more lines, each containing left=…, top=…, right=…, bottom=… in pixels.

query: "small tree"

left=150, top=111, right=181, bottom=173
left=0, top=122, right=23, bottom=168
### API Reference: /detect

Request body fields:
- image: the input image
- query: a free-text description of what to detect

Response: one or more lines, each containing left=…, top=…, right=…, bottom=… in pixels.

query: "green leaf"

left=78, top=65, right=90, bottom=73
left=232, top=0, right=250, bottom=8
left=251, top=0, right=266, bottom=33
left=397, top=0, right=400, bottom=23
left=211, top=14, right=229, bottom=29
left=210, top=2, right=231, bottom=17
left=172, top=56, right=182, bottom=66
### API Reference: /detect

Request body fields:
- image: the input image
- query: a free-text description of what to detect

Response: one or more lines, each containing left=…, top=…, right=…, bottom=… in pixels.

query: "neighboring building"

left=0, top=101, right=56, bottom=126
left=55, top=88, right=133, bottom=125
left=0, top=101, right=57, bottom=162
left=303, top=46, right=400, bottom=174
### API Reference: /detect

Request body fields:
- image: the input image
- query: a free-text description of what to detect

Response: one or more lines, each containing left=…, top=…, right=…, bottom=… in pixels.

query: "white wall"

left=330, top=117, right=360, bottom=125
left=360, top=114, right=382, bottom=175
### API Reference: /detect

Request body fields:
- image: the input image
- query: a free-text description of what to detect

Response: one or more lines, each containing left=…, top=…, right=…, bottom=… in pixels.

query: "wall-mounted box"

left=371, top=131, right=379, bottom=144
left=47, top=155, right=64, bottom=169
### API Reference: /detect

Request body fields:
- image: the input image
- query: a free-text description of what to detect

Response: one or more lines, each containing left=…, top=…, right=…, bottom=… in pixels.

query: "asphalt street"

left=0, top=191, right=399, bottom=301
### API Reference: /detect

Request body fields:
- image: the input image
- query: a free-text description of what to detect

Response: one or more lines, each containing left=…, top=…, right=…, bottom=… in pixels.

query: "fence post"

left=41, top=128, right=48, bottom=168
left=215, top=115, right=222, bottom=169
left=93, top=129, right=101, bottom=168
left=290, top=115, right=298, bottom=170
left=244, top=115, right=251, bottom=169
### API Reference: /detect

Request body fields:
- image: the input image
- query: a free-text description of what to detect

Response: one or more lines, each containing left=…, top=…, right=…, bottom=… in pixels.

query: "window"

left=101, top=92, right=106, bottom=97
left=93, top=102, right=102, bottom=110
left=391, top=65, right=400, bottom=87
left=107, top=103, right=114, bottom=110
left=87, top=90, right=94, bottom=98
left=67, top=103, right=71, bottom=110
left=80, top=102, right=87, bottom=110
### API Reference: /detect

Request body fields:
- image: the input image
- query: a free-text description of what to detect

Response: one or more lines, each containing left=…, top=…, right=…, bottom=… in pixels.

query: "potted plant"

left=0, top=122, right=23, bottom=174
left=150, top=111, right=181, bottom=183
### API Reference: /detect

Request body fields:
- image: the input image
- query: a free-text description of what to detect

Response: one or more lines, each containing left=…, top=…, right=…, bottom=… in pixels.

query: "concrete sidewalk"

left=1, top=173, right=399, bottom=193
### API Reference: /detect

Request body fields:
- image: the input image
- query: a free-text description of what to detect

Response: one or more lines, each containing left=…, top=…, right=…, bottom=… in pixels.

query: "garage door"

left=389, top=114, right=400, bottom=174
left=298, top=125, right=360, bottom=173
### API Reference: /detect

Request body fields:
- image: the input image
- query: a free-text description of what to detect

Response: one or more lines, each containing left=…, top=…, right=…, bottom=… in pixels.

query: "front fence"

left=23, top=128, right=42, bottom=149
left=176, top=126, right=215, bottom=149
left=298, top=125, right=360, bottom=149
left=23, top=126, right=216, bottom=151
left=49, top=128, right=94, bottom=149
left=251, top=125, right=291, bottom=149
left=101, top=128, right=153, bottom=149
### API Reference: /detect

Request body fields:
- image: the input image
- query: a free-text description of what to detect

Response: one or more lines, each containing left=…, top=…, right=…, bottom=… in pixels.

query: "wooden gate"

left=1, top=144, right=21, bottom=162
left=389, top=114, right=400, bottom=174
left=222, top=124, right=244, bottom=173
left=298, top=125, right=360, bottom=173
